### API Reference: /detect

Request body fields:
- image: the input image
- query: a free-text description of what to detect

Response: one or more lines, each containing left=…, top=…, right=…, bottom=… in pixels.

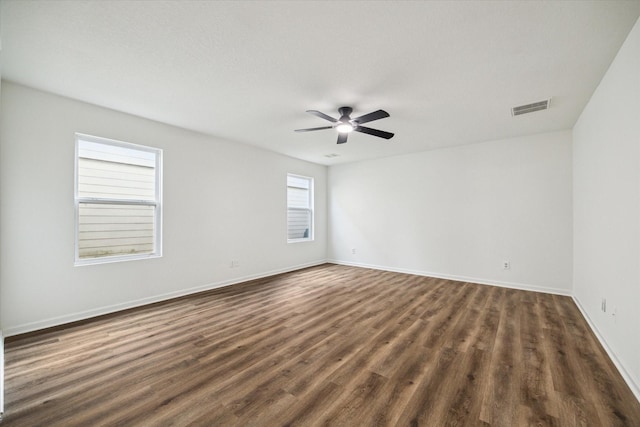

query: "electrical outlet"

left=230, top=260, right=239, bottom=268
left=502, top=261, right=510, bottom=270
left=351, top=248, right=356, bottom=255
left=601, top=298, right=606, bottom=312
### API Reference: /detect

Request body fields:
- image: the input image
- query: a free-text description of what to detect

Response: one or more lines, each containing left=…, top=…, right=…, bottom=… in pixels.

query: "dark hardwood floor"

left=3, top=264, right=639, bottom=426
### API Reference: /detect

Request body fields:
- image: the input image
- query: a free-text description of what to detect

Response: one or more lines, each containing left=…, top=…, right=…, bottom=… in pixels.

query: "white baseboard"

left=328, top=259, right=572, bottom=296
left=572, top=296, right=640, bottom=403
left=3, top=260, right=327, bottom=337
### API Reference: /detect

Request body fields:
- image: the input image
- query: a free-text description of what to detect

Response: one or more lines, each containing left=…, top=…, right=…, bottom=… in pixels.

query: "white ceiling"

left=2, top=1, right=639, bottom=165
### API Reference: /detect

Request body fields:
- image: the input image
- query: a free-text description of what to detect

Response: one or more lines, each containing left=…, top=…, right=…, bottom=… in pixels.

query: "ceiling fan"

left=295, top=106, right=394, bottom=144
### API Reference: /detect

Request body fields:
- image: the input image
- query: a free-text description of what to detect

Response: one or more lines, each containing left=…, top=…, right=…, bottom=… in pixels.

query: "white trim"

left=327, top=259, right=572, bottom=296
left=74, top=251, right=162, bottom=267
left=287, top=238, right=313, bottom=244
left=572, top=296, right=640, bottom=403
left=2, top=260, right=327, bottom=337
left=287, top=173, right=314, bottom=243
left=77, top=198, right=158, bottom=206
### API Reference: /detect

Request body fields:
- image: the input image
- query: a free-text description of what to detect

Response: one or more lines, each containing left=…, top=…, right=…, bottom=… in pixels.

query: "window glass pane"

left=287, top=175, right=310, bottom=190
left=78, top=140, right=156, bottom=167
left=77, top=157, right=156, bottom=201
left=78, top=203, right=155, bottom=259
left=287, top=209, right=311, bottom=240
left=287, top=186, right=309, bottom=209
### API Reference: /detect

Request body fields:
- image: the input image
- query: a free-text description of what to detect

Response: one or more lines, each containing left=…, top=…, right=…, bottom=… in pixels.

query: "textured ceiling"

left=1, top=1, right=639, bottom=165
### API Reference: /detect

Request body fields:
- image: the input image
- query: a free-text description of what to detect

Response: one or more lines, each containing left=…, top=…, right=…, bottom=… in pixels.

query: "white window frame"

left=74, top=133, right=163, bottom=266
left=287, top=173, right=314, bottom=243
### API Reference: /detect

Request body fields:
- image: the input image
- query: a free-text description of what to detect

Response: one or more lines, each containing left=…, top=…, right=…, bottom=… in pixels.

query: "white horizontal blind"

left=75, top=134, right=161, bottom=263
left=287, top=174, right=313, bottom=241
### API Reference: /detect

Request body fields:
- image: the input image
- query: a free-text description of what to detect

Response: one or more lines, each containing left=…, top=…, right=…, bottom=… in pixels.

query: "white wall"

left=0, top=82, right=327, bottom=335
left=328, top=130, right=573, bottom=294
left=573, top=17, right=640, bottom=398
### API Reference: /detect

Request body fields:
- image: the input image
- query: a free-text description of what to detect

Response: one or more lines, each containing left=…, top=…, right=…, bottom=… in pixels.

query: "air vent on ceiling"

left=324, top=153, right=340, bottom=158
left=511, top=99, right=550, bottom=116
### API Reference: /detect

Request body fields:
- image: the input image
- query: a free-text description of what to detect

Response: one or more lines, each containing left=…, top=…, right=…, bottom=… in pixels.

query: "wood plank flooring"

left=3, top=264, right=640, bottom=426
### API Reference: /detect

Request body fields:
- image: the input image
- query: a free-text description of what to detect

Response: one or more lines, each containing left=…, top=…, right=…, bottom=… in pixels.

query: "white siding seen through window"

left=75, top=134, right=162, bottom=264
left=287, top=174, right=313, bottom=242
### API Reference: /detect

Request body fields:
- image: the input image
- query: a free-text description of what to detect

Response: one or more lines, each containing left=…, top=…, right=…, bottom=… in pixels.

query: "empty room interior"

left=1, top=1, right=640, bottom=425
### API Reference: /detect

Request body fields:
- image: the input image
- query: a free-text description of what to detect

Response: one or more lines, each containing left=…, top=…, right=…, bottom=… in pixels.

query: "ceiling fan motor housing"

left=338, top=106, right=353, bottom=120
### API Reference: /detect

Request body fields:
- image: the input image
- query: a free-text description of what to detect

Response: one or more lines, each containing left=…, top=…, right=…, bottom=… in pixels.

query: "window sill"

left=75, top=253, right=162, bottom=267
left=288, top=238, right=314, bottom=244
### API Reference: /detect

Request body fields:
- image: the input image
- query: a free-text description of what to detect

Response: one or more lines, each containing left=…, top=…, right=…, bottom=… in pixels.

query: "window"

left=287, top=174, right=313, bottom=242
left=75, top=134, right=162, bottom=265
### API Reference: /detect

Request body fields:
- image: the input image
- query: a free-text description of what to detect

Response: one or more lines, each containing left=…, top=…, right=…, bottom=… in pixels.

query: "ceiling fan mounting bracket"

left=338, top=106, right=353, bottom=118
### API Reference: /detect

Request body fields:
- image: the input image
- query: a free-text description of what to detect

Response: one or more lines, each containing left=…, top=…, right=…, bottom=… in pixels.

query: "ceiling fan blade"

left=337, top=133, right=348, bottom=144
left=307, top=110, right=338, bottom=123
left=354, top=126, right=395, bottom=139
left=294, top=126, right=333, bottom=132
left=352, top=109, right=390, bottom=125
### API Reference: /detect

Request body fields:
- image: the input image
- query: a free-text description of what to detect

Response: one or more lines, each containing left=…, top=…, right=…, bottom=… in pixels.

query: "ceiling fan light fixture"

left=336, top=123, right=354, bottom=133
